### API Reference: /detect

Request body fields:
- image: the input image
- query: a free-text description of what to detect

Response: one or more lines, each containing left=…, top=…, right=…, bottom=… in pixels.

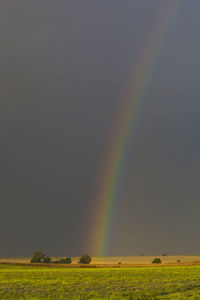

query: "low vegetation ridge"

left=1, top=256, right=200, bottom=268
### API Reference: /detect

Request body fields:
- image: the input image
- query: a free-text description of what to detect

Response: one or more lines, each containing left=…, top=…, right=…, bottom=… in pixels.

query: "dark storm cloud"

left=0, top=0, right=200, bottom=256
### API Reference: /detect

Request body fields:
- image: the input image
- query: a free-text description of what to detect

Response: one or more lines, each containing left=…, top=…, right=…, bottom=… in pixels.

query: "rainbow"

left=90, top=1, right=180, bottom=256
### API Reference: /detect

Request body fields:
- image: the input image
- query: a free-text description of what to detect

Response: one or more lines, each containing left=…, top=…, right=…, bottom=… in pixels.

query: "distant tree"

left=30, top=251, right=45, bottom=263
left=78, top=255, right=91, bottom=264
left=65, top=257, right=72, bottom=264
left=162, top=254, right=167, bottom=256
left=56, top=257, right=72, bottom=264
left=152, top=258, right=162, bottom=264
left=43, top=256, right=52, bottom=263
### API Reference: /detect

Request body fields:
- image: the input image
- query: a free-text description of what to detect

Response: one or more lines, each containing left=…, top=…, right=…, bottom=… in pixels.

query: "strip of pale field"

left=1, top=256, right=200, bottom=268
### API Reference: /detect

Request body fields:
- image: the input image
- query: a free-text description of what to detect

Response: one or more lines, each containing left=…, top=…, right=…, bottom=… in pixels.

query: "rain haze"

left=1, top=0, right=200, bottom=257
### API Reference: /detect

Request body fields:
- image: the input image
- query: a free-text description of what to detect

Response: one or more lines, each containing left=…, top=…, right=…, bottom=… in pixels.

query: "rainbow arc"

left=90, top=1, right=181, bottom=257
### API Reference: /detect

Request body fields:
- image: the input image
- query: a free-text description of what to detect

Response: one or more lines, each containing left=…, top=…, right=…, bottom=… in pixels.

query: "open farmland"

left=1, top=256, right=200, bottom=266
left=1, top=264, right=200, bottom=299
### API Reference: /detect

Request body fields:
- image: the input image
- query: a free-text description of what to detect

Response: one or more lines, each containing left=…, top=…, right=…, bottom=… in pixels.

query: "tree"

left=43, top=256, right=52, bottom=263
left=152, top=258, right=162, bottom=264
left=78, top=254, right=91, bottom=264
left=56, top=257, right=72, bottom=264
left=30, top=251, right=45, bottom=263
left=65, top=257, right=72, bottom=264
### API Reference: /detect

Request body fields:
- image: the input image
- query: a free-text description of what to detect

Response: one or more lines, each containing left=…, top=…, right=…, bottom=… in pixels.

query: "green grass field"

left=1, top=264, right=200, bottom=299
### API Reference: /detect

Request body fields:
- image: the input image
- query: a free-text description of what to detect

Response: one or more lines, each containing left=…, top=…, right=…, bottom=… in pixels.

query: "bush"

left=57, top=257, right=72, bottom=264
left=65, top=257, right=72, bottom=264
left=152, top=258, right=162, bottom=264
left=31, top=257, right=40, bottom=263
left=43, top=256, right=51, bottom=263
left=52, top=257, right=72, bottom=264
left=30, top=251, right=45, bottom=263
left=78, top=255, right=91, bottom=264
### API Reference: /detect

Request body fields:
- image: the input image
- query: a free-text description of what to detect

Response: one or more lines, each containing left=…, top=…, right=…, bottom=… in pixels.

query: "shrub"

left=58, top=257, right=72, bottom=264
left=52, top=257, right=72, bottom=264
left=152, top=258, right=162, bottom=264
left=78, top=255, right=91, bottom=264
left=30, top=251, right=45, bottom=263
left=30, top=257, right=40, bottom=263
left=65, top=257, right=72, bottom=264
left=43, top=256, right=51, bottom=263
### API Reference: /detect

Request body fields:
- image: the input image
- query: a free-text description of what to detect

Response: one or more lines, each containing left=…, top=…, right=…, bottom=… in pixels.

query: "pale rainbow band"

left=90, top=1, right=180, bottom=256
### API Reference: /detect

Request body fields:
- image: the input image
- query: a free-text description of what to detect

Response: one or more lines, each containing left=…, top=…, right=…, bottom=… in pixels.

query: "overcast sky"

left=1, top=0, right=200, bottom=257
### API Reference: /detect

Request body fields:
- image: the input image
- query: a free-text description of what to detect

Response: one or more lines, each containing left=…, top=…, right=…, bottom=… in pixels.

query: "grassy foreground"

left=1, top=265, right=200, bottom=299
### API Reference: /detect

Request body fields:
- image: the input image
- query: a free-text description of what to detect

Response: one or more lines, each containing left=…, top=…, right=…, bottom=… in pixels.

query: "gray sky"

left=0, top=0, right=200, bottom=257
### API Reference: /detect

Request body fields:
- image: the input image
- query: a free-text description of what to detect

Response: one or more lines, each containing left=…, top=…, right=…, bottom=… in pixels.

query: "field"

left=1, top=263, right=200, bottom=299
left=2, top=256, right=200, bottom=266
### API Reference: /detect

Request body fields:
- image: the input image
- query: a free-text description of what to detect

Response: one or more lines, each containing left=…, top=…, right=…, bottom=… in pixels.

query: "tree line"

left=30, top=251, right=91, bottom=264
